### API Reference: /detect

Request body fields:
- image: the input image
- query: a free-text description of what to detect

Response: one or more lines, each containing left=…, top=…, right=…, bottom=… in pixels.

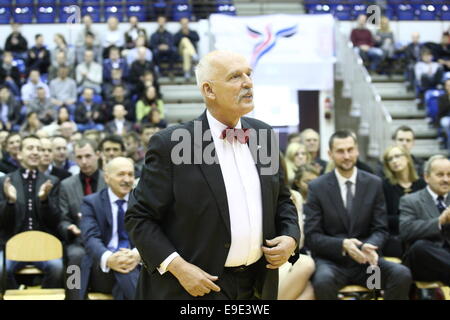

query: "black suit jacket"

left=105, top=120, right=134, bottom=135
left=304, top=169, right=389, bottom=266
left=74, top=102, right=106, bottom=124
left=125, top=111, right=300, bottom=300
left=0, top=170, right=61, bottom=246
left=49, top=166, right=71, bottom=181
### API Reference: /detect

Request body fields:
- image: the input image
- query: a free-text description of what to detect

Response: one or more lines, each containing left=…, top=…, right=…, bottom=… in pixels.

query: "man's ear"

left=202, top=82, right=215, bottom=100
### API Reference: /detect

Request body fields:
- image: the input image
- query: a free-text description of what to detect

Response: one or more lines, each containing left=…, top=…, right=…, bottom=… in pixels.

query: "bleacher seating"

left=216, top=0, right=237, bottom=16
left=36, top=0, right=57, bottom=23
left=171, top=0, right=192, bottom=22
left=81, top=2, right=101, bottom=23
left=104, top=0, right=125, bottom=22
left=126, top=0, right=147, bottom=22
left=13, top=0, right=34, bottom=24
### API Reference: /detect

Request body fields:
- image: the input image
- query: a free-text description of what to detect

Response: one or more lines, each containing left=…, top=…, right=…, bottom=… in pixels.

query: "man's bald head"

left=104, top=156, right=134, bottom=174
left=104, top=157, right=135, bottom=198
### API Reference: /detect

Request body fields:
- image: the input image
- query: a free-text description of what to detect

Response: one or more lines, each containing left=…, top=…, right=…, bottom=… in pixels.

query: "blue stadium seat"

left=333, top=4, right=352, bottom=21
left=37, top=0, right=57, bottom=23
left=352, top=4, right=367, bottom=19
left=15, top=0, right=33, bottom=4
left=418, top=4, right=437, bottom=20
left=385, top=5, right=396, bottom=20
left=442, top=5, right=450, bottom=20
left=425, top=89, right=445, bottom=124
left=307, top=4, right=332, bottom=15
left=216, top=0, right=236, bottom=16
left=82, top=4, right=101, bottom=22
left=59, top=2, right=80, bottom=23
left=396, top=4, right=416, bottom=20
left=0, top=6, right=11, bottom=24
left=13, top=6, right=33, bottom=23
left=104, top=1, right=125, bottom=22
left=126, top=1, right=147, bottom=22
left=172, top=0, right=192, bottom=22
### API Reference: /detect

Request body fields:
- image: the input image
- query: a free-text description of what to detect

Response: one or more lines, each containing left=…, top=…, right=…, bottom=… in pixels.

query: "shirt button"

left=224, top=243, right=230, bottom=249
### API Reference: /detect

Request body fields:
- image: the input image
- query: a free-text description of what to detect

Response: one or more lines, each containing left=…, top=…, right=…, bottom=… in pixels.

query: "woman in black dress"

left=382, top=145, right=426, bottom=258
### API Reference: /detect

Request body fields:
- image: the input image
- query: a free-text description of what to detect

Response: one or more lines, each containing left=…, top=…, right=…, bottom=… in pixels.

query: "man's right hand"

left=107, top=251, right=138, bottom=274
left=439, top=208, right=450, bottom=226
left=343, top=238, right=367, bottom=264
left=3, top=177, right=17, bottom=203
left=67, top=224, right=81, bottom=236
left=167, top=256, right=221, bottom=297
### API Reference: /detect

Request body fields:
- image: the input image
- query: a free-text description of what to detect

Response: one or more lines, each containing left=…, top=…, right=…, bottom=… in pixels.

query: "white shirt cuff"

left=100, top=251, right=114, bottom=273
left=157, top=252, right=180, bottom=275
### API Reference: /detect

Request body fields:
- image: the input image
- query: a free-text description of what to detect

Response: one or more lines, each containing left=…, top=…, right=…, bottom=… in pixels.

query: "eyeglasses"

left=387, top=153, right=405, bottom=162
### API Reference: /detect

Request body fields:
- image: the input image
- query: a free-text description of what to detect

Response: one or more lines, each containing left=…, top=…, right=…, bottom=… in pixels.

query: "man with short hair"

left=0, top=51, right=21, bottom=96
left=58, top=138, right=106, bottom=299
left=28, top=86, right=56, bottom=125
left=38, top=137, right=71, bottom=181
left=0, top=135, right=63, bottom=290
left=98, top=135, right=126, bottom=168
left=76, top=50, right=103, bottom=94
left=174, top=17, right=200, bottom=80
left=105, top=104, right=134, bottom=136
left=26, top=34, right=50, bottom=75
left=21, top=69, right=50, bottom=105
left=304, top=130, right=412, bottom=300
left=49, top=66, right=77, bottom=110
left=400, top=155, right=450, bottom=286
left=149, top=15, right=177, bottom=76
left=51, top=136, right=79, bottom=175
left=103, top=46, right=128, bottom=83
left=80, top=157, right=140, bottom=299
left=300, top=128, right=327, bottom=174
left=74, top=87, right=106, bottom=132
left=126, top=50, right=299, bottom=299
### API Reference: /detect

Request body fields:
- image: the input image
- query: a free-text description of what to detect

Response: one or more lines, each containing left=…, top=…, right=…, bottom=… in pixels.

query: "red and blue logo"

left=247, top=24, right=298, bottom=68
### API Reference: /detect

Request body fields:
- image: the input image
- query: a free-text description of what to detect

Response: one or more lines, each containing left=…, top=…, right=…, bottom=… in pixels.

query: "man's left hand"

left=361, top=243, right=379, bottom=267
left=262, top=236, right=296, bottom=269
left=38, top=179, right=53, bottom=201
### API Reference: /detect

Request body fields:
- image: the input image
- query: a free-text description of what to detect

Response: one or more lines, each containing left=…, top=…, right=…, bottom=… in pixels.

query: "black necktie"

left=346, top=181, right=353, bottom=215
left=115, top=199, right=130, bottom=250
left=437, top=195, right=446, bottom=214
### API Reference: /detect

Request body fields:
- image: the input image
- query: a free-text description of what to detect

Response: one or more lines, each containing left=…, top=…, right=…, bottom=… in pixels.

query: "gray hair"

left=424, top=154, right=448, bottom=175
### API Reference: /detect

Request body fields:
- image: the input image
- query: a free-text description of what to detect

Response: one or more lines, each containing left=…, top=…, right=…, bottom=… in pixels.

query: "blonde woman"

left=285, top=142, right=310, bottom=186
left=382, top=145, right=426, bottom=257
left=375, top=16, right=395, bottom=59
left=278, top=159, right=315, bottom=300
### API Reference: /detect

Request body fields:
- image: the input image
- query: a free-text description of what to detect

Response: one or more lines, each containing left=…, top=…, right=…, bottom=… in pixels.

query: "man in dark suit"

left=125, top=50, right=300, bottom=300
left=399, top=155, right=450, bottom=285
left=38, top=137, right=71, bottom=181
left=58, top=138, right=106, bottom=299
left=80, top=157, right=140, bottom=299
left=304, top=130, right=412, bottom=300
left=74, top=87, right=106, bottom=132
left=105, top=104, right=134, bottom=136
left=0, top=135, right=63, bottom=289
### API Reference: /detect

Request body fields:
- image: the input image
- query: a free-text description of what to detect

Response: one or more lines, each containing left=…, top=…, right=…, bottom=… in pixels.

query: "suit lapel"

left=100, top=189, right=113, bottom=236
left=420, top=189, right=440, bottom=219
left=349, top=171, right=368, bottom=234
left=327, top=173, right=351, bottom=231
left=196, top=112, right=231, bottom=236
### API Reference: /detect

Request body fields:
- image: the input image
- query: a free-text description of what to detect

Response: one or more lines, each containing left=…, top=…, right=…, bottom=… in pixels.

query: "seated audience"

left=48, top=50, right=75, bottom=82
left=5, top=23, right=28, bottom=59
left=292, top=164, right=321, bottom=200
left=415, top=49, right=443, bottom=106
left=304, top=130, right=412, bottom=300
left=0, top=133, right=21, bottom=173
left=51, top=33, right=76, bottom=68
left=285, top=142, right=310, bottom=186
left=38, top=137, right=71, bottom=181
left=400, top=155, right=450, bottom=287
left=300, top=128, right=327, bottom=174
left=149, top=16, right=177, bottom=76
left=382, top=145, right=426, bottom=258
left=0, top=135, right=63, bottom=290
left=135, top=85, right=164, bottom=122
left=80, top=157, right=140, bottom=300
left=126, top=35, right=152, bottom=67
left=20, top=111, right=43, bottom=136
left=26, top=34, right=50, bottom=75
left=103, top=46, right=128, bottom=83
left=76, top=31, right=103, bottom=65
left=102, top=16, right=124, bottom=58
left=174, top=17, right=200, bottom=80
left=49, top=66, right=77, bottom=113
left=0, top=86, right=21, bottom=131
left=74, top=87, right=106, bottom=132
left=76, top=50, right=103, bottom=94
left=51, top=135, right=79, bottom=175
left=28, top=86, right=57, bottom=125
left=437, top=79, right=450, bottom=147
left=124, top=16, right=148, bottom=50
left=105, top=104, right=134, bottom=136
left=21, top=69, right=50, bottom=106
left=0, top=51, right=21, bottom=96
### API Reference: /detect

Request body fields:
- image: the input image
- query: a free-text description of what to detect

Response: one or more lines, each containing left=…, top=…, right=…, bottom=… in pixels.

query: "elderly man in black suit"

left=125, top=50, right=300, bottom=300
left=0, top=135, right=63, bottom=290
left=304, top=130, right=412, bottom=300
left=400, top=155, right=450, bottom=285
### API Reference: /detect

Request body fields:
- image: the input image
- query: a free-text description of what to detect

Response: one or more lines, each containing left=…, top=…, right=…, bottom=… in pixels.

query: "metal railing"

left=336, top=23, right=392, bottom=160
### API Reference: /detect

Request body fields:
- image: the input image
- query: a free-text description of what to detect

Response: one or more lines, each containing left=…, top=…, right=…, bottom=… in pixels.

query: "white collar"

left=206, top=109, right=242, bottom=140
left=427, top=186, right=448, bottom=203
left=108, top=187, right=129, bottom=204
left=334, top=167, right=358, bottom=187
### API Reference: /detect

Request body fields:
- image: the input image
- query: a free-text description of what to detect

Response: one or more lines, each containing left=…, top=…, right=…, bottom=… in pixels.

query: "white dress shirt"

left=427, top=186, right=448, bottom=229
left=114, top=119, right=125, bottom=135
left=158, top=109, right=263, bottom=274
left=100, top=188, right=138, bottom=272
left=334, top=167, right=358, bottom=209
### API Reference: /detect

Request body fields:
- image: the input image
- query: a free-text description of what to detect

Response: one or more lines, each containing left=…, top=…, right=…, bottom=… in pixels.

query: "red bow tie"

left=220, top=127, right=250, bottom=144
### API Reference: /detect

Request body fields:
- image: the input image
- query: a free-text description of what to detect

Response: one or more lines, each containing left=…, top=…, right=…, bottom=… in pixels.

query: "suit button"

left=224, top=243, right=230, bottom=249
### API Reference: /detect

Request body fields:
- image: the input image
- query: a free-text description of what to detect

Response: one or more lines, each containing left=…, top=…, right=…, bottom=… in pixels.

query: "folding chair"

left=3, top=231, right=65, bottom=300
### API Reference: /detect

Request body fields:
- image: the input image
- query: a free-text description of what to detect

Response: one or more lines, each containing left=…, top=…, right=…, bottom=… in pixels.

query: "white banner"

left=210, top=14, right=335, bottom=126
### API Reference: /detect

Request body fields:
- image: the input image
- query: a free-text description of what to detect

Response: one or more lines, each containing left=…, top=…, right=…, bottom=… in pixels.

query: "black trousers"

left=65, top=243, right=85, bottom=300
left=403, top=239, right=450, bottom=285
left=312, top=257, right=412, bottom=300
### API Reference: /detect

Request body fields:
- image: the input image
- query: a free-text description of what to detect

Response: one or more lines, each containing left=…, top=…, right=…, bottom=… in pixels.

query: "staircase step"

left=165, top=103, right=204, bottom=124
left=370, top=74, right=405, bottom=83
left=383, top=100, right=424, bottom=118
left=160, top=85, right=203, bottom=103
left=373, top=83, right=415, bottom=100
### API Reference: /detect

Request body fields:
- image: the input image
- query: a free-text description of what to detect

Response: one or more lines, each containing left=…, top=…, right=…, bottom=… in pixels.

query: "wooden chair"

left=338, top=285, right=377, bottom=300
left=87, top=292, right=114, bottom=300
left=3, top=231, right=65, bottom=300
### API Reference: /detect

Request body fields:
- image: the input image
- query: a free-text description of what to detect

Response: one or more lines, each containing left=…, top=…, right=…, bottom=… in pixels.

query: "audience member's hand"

left=107, top=250, right=139, bottom=274
left=67, top=224, right=81, bottom=236
left=118, top=248, right=141, bottom=271
left=38, top=179, right=53, bottom=201
left=343, top=238, right=367, bottom=264
left=262, top=236, right=297, bottom=269
left=439, top=208, right=450, bottom=226
left=167, top=256, right=221, bottom=297
left=3, top=177, right=17, bottom=203
left=359, top=45, right=370, bottom=52
left=361, top=243, right=379, bottom=266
